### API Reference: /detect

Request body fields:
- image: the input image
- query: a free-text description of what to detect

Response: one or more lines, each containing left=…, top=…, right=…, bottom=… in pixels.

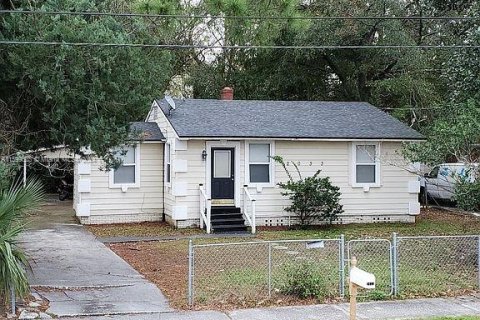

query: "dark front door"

left=211, top=148, right=235, bottom=200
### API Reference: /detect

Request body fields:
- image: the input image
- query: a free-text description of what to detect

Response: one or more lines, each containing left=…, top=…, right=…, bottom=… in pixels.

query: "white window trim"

left=164, top=142, right=172, bottom=187
left=351, top=142, right=381, bottom=188
left=245, top=141, right=275, bottom=188
left=109, top=144, right=141, bottom=189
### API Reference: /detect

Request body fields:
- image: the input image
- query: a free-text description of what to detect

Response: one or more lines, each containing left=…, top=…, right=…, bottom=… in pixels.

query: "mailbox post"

left=349, top=257, right=358, bottom=320
left=349, top=256, right=376, bottom=320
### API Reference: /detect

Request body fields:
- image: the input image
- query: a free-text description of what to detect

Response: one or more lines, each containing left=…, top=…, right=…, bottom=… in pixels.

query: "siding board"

left=80, top=143, right=164, bottom=220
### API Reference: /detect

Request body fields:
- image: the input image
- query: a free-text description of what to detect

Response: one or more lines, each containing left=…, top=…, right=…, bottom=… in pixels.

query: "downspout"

left=162, top=141, right=166, bottom=222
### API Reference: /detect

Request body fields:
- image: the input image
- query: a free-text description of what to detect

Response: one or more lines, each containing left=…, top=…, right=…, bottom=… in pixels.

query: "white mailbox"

left=350, top=267, right=375, bottom=289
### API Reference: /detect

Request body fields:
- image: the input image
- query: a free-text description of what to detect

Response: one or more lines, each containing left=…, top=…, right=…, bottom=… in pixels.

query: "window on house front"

left=165, top=143, right=171, bottom=183
left=354, top=144, right=377, bottom=184
left=248, top=143, right=271, bottom=183
left=113, top=145, right=137, bottom=184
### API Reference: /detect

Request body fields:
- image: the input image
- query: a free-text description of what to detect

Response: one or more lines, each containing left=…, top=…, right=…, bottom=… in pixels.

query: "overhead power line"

left=1, top=10, right=480, bottom=21
left=0, top=40, right=479, bottom=50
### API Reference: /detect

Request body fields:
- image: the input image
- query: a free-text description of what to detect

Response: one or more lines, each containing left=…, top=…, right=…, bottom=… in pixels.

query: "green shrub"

left=367, top=290, right=388, bottom=301
left=273, top=156, right=343, bottom=226
left=454, top=179, right=480, bottom=211
left=0, top=178, right=44, bottom=300
left=281, top=262, right=328, bottom=299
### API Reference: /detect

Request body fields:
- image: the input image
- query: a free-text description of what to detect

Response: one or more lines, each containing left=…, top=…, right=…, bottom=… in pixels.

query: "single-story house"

left=73, top=88, right=424, bottom=232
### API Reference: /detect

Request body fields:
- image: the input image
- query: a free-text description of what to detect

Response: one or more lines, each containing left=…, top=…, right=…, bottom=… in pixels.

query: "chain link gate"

left=347, top=239, right=393, bottom=297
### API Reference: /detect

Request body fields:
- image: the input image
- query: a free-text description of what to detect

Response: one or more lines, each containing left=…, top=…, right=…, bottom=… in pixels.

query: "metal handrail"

left=199, top=184, right=211, bottom=234
left=243, top=185, right=256, bottom=234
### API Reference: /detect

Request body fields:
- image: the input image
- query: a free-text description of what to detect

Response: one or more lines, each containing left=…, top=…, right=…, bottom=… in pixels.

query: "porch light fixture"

left=202, top=149, right=207, bottom=160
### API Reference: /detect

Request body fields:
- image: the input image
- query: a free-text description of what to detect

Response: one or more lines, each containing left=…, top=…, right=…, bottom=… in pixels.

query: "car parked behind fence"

left=420, top=163, right=478, bottom=201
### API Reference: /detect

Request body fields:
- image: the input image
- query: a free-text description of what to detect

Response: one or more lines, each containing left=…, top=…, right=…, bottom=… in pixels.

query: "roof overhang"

left=176, top=136, right=425, bottom=142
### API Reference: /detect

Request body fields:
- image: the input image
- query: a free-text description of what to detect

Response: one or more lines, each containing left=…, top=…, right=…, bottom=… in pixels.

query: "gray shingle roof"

left=129, top=122, right=164, bottom=141
left=155, top=99, right=423, bottom=140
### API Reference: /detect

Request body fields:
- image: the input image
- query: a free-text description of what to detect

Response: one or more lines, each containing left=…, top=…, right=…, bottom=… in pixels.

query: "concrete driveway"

left=18, top=201, right=172, bottom=317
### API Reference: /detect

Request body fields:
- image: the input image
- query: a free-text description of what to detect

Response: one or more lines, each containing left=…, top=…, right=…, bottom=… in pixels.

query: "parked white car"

left=420, top=163, right=478, bottom=201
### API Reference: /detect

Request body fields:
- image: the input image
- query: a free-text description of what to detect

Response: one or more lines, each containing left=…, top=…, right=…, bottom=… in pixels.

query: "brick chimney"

left=220, top=87, right=234, bottom=100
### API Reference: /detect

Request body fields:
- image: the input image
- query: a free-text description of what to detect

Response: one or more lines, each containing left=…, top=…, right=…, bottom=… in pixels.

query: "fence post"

left=339, top=234, right=346, bottom=298
left=424, top=183, right=428, bottom=209
left=391, top=232, right=399, bottom=296
left=10, top=283, right=15, bottom=315
left=477, top=236, right=480, bottom=289
left=187, top=239, right=194, bottom=306
left=268, top=242, right=272, bottom=298
left=349, top=256, right=358, bottom=320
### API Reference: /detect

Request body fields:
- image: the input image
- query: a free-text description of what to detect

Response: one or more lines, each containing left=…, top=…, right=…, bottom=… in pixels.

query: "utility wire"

left=2, top=10, right=478, bottom=50
left=1, top=10, right=480, bottom=21
left=1, top=40, right=479, bottom=49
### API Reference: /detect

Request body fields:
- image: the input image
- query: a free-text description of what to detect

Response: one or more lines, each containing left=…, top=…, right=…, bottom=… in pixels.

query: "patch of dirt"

left=15, top=292, right=50, bottom=318
left=110, top=241, right=190, bottom=309
left=88, top=221, right=202, bottom=238
left=420, top=207, right=478, bottom=223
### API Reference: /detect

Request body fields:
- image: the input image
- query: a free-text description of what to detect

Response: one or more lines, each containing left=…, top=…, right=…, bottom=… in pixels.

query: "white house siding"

left=253, top=141, right=417, bottom=226
left=165, top=140, right=203, bottom=227
left=76, top=143, right=164, bottom=224
left=166, top=139, right=418, bottom=228
left=147, top=101, right=180, bottom=223
left=148, top=102, right=178, bottom=139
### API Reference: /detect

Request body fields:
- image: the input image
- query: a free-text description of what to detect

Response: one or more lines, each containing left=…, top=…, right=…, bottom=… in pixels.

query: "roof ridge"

left=162, top=98, right=372, bottom=104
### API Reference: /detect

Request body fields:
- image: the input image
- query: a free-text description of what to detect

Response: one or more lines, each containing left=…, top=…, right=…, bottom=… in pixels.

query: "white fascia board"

left=23, top=144, right=68, bottom=154
left=152, top=100, right=181, bottom=140
left=145, top=101, right=159, bottom=122
left=183, top=137, right=424, bottom=142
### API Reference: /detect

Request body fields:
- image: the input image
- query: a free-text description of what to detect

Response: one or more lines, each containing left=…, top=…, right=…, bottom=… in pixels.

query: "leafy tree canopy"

left=186, top=0, right=466, bottom=129
left=1, top=0, right=479, bottom=168
left=404, top=99, right=480, bottom=165
left=404, top=15, right=480, bottom=166
left=0, top=0, right=173, bottom=165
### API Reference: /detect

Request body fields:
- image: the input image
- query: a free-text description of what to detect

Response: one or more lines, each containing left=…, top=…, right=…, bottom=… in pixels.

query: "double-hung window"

left=110, top=145, right=140, bottom=187
left=247, top=142, right=274, bottom=185
left=352, top=143, right=380, bottom=186
left=165, top=143, right=171, bottom=185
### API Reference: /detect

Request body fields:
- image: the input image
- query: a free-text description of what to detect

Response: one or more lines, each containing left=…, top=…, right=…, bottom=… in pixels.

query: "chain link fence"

left=396, top=235, right=479, bottom=297
left=189, top=239, right=343, bottom=306
left=188, top=235, right=480, bottom=306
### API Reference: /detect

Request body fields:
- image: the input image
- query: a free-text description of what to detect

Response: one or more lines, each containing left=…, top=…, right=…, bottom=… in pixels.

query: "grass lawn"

left=105, top=208, right=480, bottom=311
left=256, top=208, right=480, bottom=240
left=416, top=317, right=480, bottom=320
left=90, top=208, right=480, bottom=240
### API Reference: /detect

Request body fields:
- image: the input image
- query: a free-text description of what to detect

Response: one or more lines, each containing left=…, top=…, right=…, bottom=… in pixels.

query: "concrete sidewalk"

left=67, top=295, right=480, bottom=320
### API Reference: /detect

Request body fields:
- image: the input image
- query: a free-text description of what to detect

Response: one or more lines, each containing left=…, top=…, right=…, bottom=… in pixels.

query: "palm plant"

left=0, top=178, right=44, bottom=300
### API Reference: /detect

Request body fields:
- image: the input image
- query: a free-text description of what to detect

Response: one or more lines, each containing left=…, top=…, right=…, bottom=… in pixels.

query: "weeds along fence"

left=187, top=234, right=480, bottom=306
